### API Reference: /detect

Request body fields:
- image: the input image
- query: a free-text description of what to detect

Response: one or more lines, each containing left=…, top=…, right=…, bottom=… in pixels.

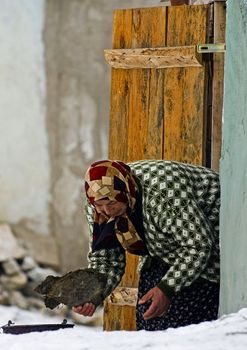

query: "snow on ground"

left=1, top=305, right=247, bottom=350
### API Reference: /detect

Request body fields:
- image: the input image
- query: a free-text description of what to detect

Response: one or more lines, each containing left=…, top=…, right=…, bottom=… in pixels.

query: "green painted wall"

left=219, top=0, right=247, bottom=315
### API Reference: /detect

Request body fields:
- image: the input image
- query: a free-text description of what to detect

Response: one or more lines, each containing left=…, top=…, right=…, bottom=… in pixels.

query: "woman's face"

left=94, top=199, right=127, bottom=217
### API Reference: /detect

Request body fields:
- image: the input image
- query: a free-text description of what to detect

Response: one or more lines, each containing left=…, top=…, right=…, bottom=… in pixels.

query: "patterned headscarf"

left=85, top=160, right=146, bottom=254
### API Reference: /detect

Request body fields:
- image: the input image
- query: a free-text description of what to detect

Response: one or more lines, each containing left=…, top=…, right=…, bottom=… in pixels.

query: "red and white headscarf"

left=85, top=160, right=137, bottom=207
left=85, top=160, right=146, bottom=254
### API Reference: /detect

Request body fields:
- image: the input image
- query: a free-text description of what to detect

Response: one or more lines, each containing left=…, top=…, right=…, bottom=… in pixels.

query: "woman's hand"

left=72, top=303, right=96, bottom=316
left=138, top=286, right=171, bottom=320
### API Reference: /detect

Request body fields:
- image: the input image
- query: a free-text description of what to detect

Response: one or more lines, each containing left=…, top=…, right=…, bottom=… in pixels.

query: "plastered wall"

left=0, top=0, right=157, bottom=271
left=219, top=0, right=247, bottom=315
left=0, top=1, right=50, bottom=236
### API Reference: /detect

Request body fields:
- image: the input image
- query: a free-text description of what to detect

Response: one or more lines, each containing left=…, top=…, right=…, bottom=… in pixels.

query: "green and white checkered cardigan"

left=85, top=160, right=220, bottom=300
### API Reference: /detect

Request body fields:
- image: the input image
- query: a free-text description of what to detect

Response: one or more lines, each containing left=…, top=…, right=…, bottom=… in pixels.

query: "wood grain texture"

left=108, top=9, right=132, bottom=163
left=131, top=7, right=167, bottom=48
left=163, top=5, right=209, bottom=165
left=112, top=9, right=133, bottom=50
left=106, top=6, right=167, bottom=331
left=106, top=4, right=212, bottom=331
left=127, top=7, right=167, bottom=163
left=108, top=68, right=130, bottom=163
left=107, top=287, right=138, bottom=306
left=104, top=303, right=137, bottom=331
left=104, top=46, right=203, bottom=69
left=167, top=5, right=209, bottom=46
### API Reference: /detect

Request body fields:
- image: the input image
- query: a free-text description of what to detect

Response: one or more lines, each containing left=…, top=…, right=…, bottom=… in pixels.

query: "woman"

left=74, top=159, right=220, bottom=330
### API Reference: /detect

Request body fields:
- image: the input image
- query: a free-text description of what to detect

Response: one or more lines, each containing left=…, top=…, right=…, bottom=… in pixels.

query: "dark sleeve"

left=85, top=201, right=126, bottom=299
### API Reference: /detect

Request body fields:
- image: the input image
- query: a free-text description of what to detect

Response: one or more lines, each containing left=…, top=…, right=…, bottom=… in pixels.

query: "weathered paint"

left=219, top=0, right=247, bottom=315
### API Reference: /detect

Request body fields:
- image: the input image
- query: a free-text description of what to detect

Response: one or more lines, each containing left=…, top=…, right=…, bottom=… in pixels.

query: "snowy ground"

left=1, top=305, right=247, bottom=350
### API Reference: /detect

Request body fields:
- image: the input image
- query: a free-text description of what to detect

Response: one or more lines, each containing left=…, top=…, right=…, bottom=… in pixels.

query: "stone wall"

left=219, top=0, right=247, bottom=315
left=0, top=224, right=103, bottom=326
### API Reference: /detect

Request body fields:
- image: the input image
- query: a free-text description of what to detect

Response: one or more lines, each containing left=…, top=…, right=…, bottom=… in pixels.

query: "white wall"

left=0, top=0, right=50, bottom=235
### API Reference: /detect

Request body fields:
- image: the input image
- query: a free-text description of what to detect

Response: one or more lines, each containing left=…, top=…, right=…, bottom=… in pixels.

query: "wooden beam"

left=105, top=46, right=202, bottom=69
left=211, top=1, right=226, bottom=171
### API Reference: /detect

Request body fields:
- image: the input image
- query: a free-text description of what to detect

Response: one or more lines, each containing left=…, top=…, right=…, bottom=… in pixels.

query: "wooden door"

left=104, top=2, right=225, bottom=331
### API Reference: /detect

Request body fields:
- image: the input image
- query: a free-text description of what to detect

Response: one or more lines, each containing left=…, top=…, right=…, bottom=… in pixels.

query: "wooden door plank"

left=127, top=7, right=167, bottom=162
left=163, top=66, right=205, bottom=164
left=131, top=7, right=166, bottom=48
left=108, top=10, right=133, bottom=162
left=108, top=69, right=130, bottom=163
left=167, top=5, right=209, bottom=46
left=107, top=10, right=138, bottom=329
left=164, top=5, right=209, bottom=165
left=107, top=11, right=135, bottom=331
left=127, top=68, right=150, bottom=161
left=126, top=68, right=165, bottom=161
left=106, top=4, right=212, bottom=331
left=119, top=8, right=167, bottom=330
left=106, top=7, right=167, bottom=331
left=112, top=9, right=133, bottom=49
left=146, top=69, right=165, bottom=159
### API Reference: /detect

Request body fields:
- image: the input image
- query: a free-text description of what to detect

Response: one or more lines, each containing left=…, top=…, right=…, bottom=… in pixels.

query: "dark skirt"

left=136, top=258, right=219, bottom=331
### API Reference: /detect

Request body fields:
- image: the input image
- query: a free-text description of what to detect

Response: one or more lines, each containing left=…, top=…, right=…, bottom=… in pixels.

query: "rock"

left=0, top=272, right=28, bottom=290
left=2, top=259, right=21, bottom=276
left=34, top=268, right=107, bottom=309
left=13, top=229, right=59, bottom=268
left=9, top=290, right=29, bottom=309
left=0, top=288, right=10, bottom=305
left=26, top=297, right=47, bottom=310
left=0, top=224, right=25, bottom=262
left=21, top=256, right=38, bottom=271
left=27, top=267, right=58, bottom=283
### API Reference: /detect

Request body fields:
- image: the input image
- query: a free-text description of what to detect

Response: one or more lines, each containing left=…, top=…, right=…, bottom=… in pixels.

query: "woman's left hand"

left=138, top=286, right=171, bottom=320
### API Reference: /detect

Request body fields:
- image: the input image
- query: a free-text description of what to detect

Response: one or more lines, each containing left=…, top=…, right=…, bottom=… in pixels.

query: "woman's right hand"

left=73, top=303, right=96, bottom=316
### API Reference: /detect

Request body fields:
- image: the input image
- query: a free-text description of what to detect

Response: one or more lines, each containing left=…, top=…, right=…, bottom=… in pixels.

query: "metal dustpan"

left=1, top=319, right=74, bottom=335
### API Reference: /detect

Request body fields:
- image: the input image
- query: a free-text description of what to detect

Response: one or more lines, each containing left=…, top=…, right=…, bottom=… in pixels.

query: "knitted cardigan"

left=85, top=160, right=220, bottom=300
